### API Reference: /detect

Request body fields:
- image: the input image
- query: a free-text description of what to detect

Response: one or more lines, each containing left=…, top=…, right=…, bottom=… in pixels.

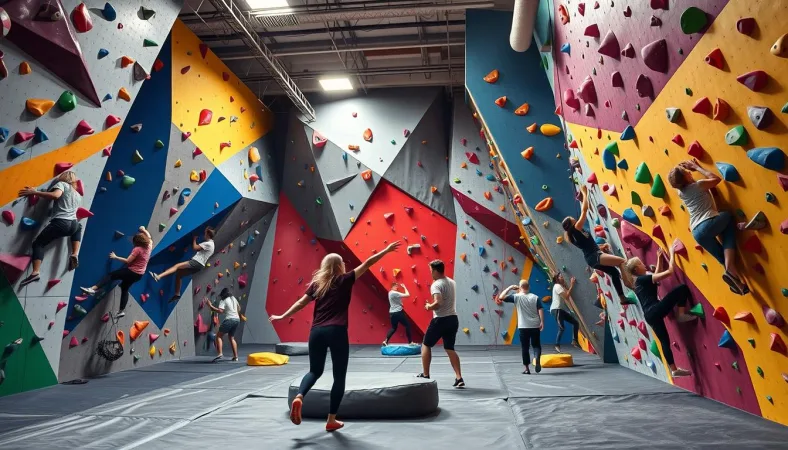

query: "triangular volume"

left=383, top=94, right=456, bottom=223
left=326, top=173, right=358, bottom=193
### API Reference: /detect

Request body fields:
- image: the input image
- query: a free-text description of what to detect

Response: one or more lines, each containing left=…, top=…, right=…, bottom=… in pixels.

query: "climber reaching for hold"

left=207, top=288, right=241, bottom=362
left=551, top=273, right=580, bottom=353
left=150, top=227, right=215, bottom=303
left=383, top=282, right=415, bottom=346
left=668, top=159, right=748, bottom=295
left=624, top=247, right=696, bottom=378
left=18, top=171, right=84, bottom=287
left=80, top=226, right=152, bottom=318
left=562, top=185, right=630, bottom=299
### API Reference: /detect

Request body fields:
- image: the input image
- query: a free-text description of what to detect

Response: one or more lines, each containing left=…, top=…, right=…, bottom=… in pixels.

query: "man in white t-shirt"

left=550, top=273, right=580, bottom=353
left=151, top=227, right=216, bottom=303
left=497, top=280, right=544, bottom=374
left=417, top=260, right=464, bottom=388
left=208, top=288, right=241, bottom=362
left=383, top=283, right=415, bottom=346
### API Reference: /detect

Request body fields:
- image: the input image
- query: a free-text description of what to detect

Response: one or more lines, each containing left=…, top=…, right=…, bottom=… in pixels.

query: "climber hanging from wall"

left=150, top=227, right=215, bottom=303
left=667, top=159, right=749, bottom=295
left=562, top=185, right=631, bottom=300
left=80, top=226, right=152, bottom=318
left=17, top=171, right=83, bottom=287
left=624, top=247, right=696, bottom=378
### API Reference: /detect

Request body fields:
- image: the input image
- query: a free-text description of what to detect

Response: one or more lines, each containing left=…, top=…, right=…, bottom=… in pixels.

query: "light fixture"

left=245, top=0, right=291, bottom=13
left=319, top=77, right=353, bottom=92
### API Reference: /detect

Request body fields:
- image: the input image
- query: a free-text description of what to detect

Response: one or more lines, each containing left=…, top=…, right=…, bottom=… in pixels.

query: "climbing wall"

left=0, top=1, right=184, bottom=396
left=535, top=0, right=786, bottom=425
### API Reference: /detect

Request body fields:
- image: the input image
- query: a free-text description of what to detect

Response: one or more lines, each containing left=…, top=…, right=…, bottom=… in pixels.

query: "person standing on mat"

left=269, top=241, right=401, bottom=432
left=80, top=226, right=152, bottom=318
left=18, top=171, right=84, bottom=287
left=417, top=260, right=464, bottom=388
left=150, top=227, right=215, bottom=303
left=562, top=185, right=630, bottom=300
left=207, top=288, right=241, bottom=362
left=550, top=273, right=580, bottom=353
left=497, top=280, right=544, bottom=374
left=383, top=282, right=415, bottom=346
left=624, top=247, right=695, bottom=378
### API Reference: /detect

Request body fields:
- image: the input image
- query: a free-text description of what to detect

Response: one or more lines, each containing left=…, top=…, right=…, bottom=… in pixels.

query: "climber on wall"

left=80, top=226, right=152, bottom=318
left=207, top=287, right=241, bottom=362
left=667, top=159, right=749, bottom=295
left=149, top=227, right=215, bottom=303
left=17, top=171, right=83, bottom=287
left=497, top=280, right=544, bottom=374
left=562, top=185, right=630, bottom=300
left=550, top=273, right=580, bottom=353
left=383, top=282, right=416, bottom=346
left=268, top=241, right=401, bottom=432
left=624, top=247, right=695, bottom=378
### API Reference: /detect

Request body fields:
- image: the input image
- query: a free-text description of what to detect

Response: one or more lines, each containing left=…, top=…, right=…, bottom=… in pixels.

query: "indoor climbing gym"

left=1, top=0, right=788, bottom=448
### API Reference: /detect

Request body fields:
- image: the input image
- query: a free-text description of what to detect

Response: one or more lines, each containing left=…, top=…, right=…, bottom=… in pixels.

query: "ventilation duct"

left=510, top=0, right=539, bottom=52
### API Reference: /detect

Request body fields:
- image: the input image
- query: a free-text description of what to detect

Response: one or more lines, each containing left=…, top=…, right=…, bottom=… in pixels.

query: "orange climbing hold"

left=483, top=69, right=499, bottom=83
left=527, top=123, right=537, bottom=133
left=361, top=169, right=372, bottom=181
left=460, top=253, right=467, bottom=262
left=348, top=144, right=360, bottom=151
left=118, top=87, right=131, bottom=102
left=130, top=321, right=149, bottom=341
left=430, top=186, right=438, bottom=194
left=26, top=99, right=55, bottom=117
left=121, top=56, right=135, bottom=68
left=484, top=191, right=492, bottom=200
left=116, top=330, right=125, bottom=346
left=460, top=162, right=467, bottom=168
left=514, top=103, right=530, bottom=116
left=734, top=311, right=755, bottom=323
left=19, top=61, right=32, bottom=75
left=495, top=96, right=507, bottom=107
left=658, top=205, right=672, bottom=216
left=363, top=128, right=373, bottom=142
left=713, top=98, right=730, bottom=121
left=535, top=197, right=553, bottom=212
left=521, top=147, right=534, bottom=160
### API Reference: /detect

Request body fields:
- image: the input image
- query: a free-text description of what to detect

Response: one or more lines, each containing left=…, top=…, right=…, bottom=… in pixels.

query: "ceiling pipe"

left=510, top=0, right=538, bottom=52
left=241, top=63, right=466, bottom=81
left=221, top=41, right=464, bottom=59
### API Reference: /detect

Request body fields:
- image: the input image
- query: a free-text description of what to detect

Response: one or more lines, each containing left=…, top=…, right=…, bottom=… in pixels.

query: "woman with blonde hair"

left=269, top=241, right=400, bottom=432
left=18, top=171, right=84, bottom=286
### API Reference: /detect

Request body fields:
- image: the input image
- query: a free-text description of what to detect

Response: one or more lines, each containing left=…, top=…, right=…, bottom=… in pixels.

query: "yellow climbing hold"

left=392, top=268, right=401, bottom=277
left=463, top=327, right=470, bottom=334
left=349, top=217, right=355, bottom=223
left=234, top=261, right=240, bottom=270
left=105, top=171, right=112, bottom=182
left=480, top=326, right=485, bottom=332
left=149, top=345, right=156, bottom=358
left=248, top=146, right=260, bottom=163
left=189, top=170, right=199, bottom=182
left=26, top=98, right=55, bottom=117
left=169, top=342, right=177, bottom=354
left=243, top=169, right=248, bottom=180
left=540, top=124, right=561, bottom=136
left=174, top=159, right=182, bottom=168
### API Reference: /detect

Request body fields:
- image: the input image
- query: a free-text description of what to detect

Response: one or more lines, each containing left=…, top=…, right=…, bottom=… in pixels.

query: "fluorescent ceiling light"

left=319, top=77, right=353, bottom=92
left=246, top=0, right=291, bottom=12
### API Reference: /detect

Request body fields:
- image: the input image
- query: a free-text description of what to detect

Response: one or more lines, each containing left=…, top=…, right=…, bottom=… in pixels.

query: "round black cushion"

left=275, top=342, right=309, bottom=356
left=288, top=372, right=439, bottom=419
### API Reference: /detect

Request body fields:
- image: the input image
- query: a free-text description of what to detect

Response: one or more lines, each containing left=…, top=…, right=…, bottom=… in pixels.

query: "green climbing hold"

left=766, top=396, right=773, bottom=404
left=542, top=185, right=548, bottom=190
left=782, top=102, right=788, bottom=114
left=748, top=338, right=756, bottom=347
left=781, top=288, right=788, bottom=297
left=57, top=91, right=77, bottom=112
left=390, top=139, right=396, bottom=145
left=725, top=125, right=748, bottom=146
left=680, top=7, right=708, bottom=34
left=561, top=265, right=567, bottom=271
left=133, top=150, right=144, bottom=163
left=143, top=39, right=158, bottom=47
left=121, top=175, right=136, bottom=188
left=604, top=141, right=619, bottom=156
left=649, top=340, right=661, bottom=358
left=316, top=197, right=323, bottom=205
left=133, top=354, right=140, bottom=362
left=634, top=162, right=652, bottom=183
left=453, top=178, right=461, bottom=184
left=74, top=305, right=87, bottom=316
left=651, top=174, right=666, bottom=197
left=666, top=108, right=682, bottom=123
left=689, top=303, right=704, bottom=318
left=701, top=263, right=708, bottom=271
left=155, top=140, right=164, bottom=149
left=757, top=366, right=764, bottom=377
left=685, top=87, right=693, bottom=96
left=631, top=191, right=643, bottom=206
left=623, top=291, right=639, bottom=305
left=732, top=361, right=739, bottom=370
left=159, top=223, right=166, bottom=231
left=530, top=235, right=540, bottom=245
left=611, top=218, right=621, bottom=228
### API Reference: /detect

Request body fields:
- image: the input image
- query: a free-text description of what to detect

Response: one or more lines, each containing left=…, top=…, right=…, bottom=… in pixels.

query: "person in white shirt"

left=497, top=280, right=544, bottom=374
left=150, top=227, right=215, bottom=303
left=208, top=287, right=241, bottom=362
left=550, top=273, right=580, bottom=353
left=383, top=282, right=415, bottom=346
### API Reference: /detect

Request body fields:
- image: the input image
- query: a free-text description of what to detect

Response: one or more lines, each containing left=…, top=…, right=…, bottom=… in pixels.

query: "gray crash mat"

left=276, top=342, right=309, bottom=356
left=288, top=372, right=439, bottom=419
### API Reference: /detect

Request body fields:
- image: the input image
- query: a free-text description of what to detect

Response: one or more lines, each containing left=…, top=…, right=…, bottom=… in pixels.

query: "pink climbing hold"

left=777, top=174, right=788, bottom=191
left=199, top=43, right=209, bottom=59
left=598, top=30, right=621, bottom=59
left=69, top=336, right=79, bottom=348
left=76, top=207, right=93, bottom=220
left=169, top=207, right=178, bottom=216
left=621, top=43, right=635, bottom=59
left=1, top=210, right=14, bottom=225
left=0, top=254, right=32, bottom=284
left=771, top=333, right=787, bottom=354
left=637, top=322, right=648, bottom=337
left=736, top=17, right=756, bottom=36
left=466, top=152, right=480, bottom=164
left=75, top=180, right=84, bottom=196
left=101, top=313, right=110, bottom=322
left=238, top=273, right=248, bottom=289
left=182, top=132, right=191, bottom=141
left=577, top=76, right=597, bottom=104
left=621, top=221, right=651, bottom=250
left=584, top=24, right=600, bottom=38
left=56, top=301, right=67, bottom=313
left=764, top=307, right=785, bottom=328
left=635, top=74, right=654, bottom=98
left=198, top=109, right=213, bottom=126
left=687, top=141, right=704, bottom=158
left=193, top=147, right=202, bottom=157
left=54, top=162, right=74, bottom=175
left=75, top=120, right=94, bottom=137
left=641, top=39, right=668, bottom=73
left=651, top=0, right=668, bottom=9
left=15, top=131, right=34, bottom=144
left=736, top=70, right=768, bottom=92
left=563, top=89, right=580, bottom=111
left=103, top=146, right=112, bottom=157
left=611, top=71, right=624, bottom=88
left=781, top=218, right=788, bottom=235
left=577, top=3, right=585, bottom=16
left=46, top=279, right=61, bottom=290
left=81, top=337, right=88, bottom=344
left=149, top=333, right=159, bottom=344
left=71, top=3, right=93, bottom=33
left=652, top=224, right=665, bottom=241
left=671, top=238, right=688, bottom=258
left=105, top=115, right=122, bottom=128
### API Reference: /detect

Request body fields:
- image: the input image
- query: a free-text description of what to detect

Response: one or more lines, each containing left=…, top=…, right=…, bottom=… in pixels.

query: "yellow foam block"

left=247, top=352, right=289, bottom=366
left=533, top=353, right=574, bottom=368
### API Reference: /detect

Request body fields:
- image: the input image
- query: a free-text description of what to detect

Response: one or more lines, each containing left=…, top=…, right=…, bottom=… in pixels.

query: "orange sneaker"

left=290, top=397, right=303, bottom=425
left=326, top=421, right=344, bottom=432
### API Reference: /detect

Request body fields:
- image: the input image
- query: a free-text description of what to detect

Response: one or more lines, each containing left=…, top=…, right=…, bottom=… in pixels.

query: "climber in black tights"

left=562, top=185, right=630, bottom=300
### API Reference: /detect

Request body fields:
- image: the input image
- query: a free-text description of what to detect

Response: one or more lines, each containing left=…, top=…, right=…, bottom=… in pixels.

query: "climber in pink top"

left=80, top=226, right=152, bottom=318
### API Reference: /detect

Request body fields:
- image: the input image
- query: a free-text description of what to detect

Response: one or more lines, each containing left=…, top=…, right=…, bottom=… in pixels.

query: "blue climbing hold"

left=594, top=237, right=606, bottom=245
left=33, top=127, right=48, bottom=143
left=483, top=264, right=490, bottom=272
left=102, top=2, right=117, bottom=21
left=471, top=284, right=479, bottom=292
left=342, top=152, right=348, bottom=162
left=560, top=43, right=571, bottom=54
left=0, top=127, right=9, bottom=143
left=603, top=149, right=617, bottom=171
left=310, top=239, right=317, bottom=245
left=612, top=330, right=620, bottom=343
left=646, top=360, right=657, bottom=373
left=476, top=169, right=483, bottom=176
left=620, top=125, right=635, bottom=141
left=246, top=234, right=254, bottom=245
left=479, top=246, right=486, bottom=256
left=8, top=147, right=25, bottom=159
left=103, top=93, right=113, bottom=101
left=21, top=217, right=39, bottom=230
left=178, top=188, right=192, bottom=206
left=718, top=329, right=735, bottom=348
left=300, top=225, right=305, bottom=232
left=486, top=174, right=496, bottom=181
left=747, top=147, right=785, bottom=171
left=622, top=208, right=641, bottom=226
left=715, top=162, right=740, bottom=182
left=617, top=159, right=629, bottom=170
left=522, top=217, right=532, bottom=226
left=114, top=230, right=125, bottom=239
left=98, top=48, right=109, bottom=59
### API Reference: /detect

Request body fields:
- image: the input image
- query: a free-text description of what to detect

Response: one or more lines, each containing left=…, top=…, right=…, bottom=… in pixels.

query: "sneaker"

left=19, top=273, right=40, bottom=287
left=116, top=310, right=126, bottom=318
left=149, top=271, right=159, bottom=282
left=68, top=255, right=79, bottom=271
left=671, top=368, right=691, bottom=378
left=522, top=367, right=531, bottom=375
left=453, top=378, right=465, bottom=388
left=554, top=345, right=561, bottom=353
left=535, top=358, right=542, bottom=374
left=212, top=354, right=224, bottom=363
left=676, top=313, right=697, bottom=323
left=168, top=294, right=181, bottom=304
left=81, top=287, right=97, bottom=295
left=231, top=357, right=238, bottom=362
left=416, top=373, right=430, bottom=379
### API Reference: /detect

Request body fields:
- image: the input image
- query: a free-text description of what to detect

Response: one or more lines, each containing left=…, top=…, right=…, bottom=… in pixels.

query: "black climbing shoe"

left=535, top=358, right=542, bottom=374
left=416, top=373, right=430, bottom=379
left=523, top=367, right=531, bottom=375
left=20, top=273, right=40, bottom=287
left=168, top=294, right=181, bottom=304
left=453, top=378, right=465, bottom=388
left=68, top=255, right=79, bottom=271
left=722, top=272, right=744, bottom=295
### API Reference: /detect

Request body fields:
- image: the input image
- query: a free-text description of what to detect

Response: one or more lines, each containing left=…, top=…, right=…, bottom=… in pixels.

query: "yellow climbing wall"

left=170, top=20, right=274, bottom=166
left=567, top=0, right=787, bottom=424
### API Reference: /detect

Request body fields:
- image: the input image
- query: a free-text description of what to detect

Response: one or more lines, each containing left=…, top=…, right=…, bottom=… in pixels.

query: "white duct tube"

left=510, top=0, right=539, bottom=52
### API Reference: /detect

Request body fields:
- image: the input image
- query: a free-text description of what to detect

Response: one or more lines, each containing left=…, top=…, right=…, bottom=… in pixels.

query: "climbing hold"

left=56, top=91, right=78, bottom=112
left=535, top=198, right=553, bottom=212
left=712, top=306, right=730, bottom=326
left=771, top=334, right=787, bottom=354
left=198, top=109, right=213, bottom=126
left=704, top=48, right=724, bottom=69
left=680, top=6, right=707, bottom=34
left=631, top=191, right=642, bottom=206
left=764, top=307, right=785, bottom=327
left=634, top=162, right=652, bottom=183
left=620, top=125, right=635, bottom=141
left=671, top=238, right=688, bottom=259
left=621, top=221, right=651, bottom=249
left=131, top=149, right=144, bottom=164
left=747, top=147, right=785, bottom=171
left=483, top=69, right=499, bottom=83
left=8, top=147, right=24, bottom=160
left=130, top=123, right=142, bottom=133
left=540, top=124, right=561, bottom=136
left=741, top=234, right=762, bottom=254
left=26, top=98, right=55, bottom=117
left=521, top=147, right=534, bottom=160
left=736, top=17, right=756, bottom=35
left=514, top=103, right=530, bottom=116
left=494, top=96, right=507, bottom=108
left=725, top=125, right=748, bottom=146
left=718, top=330, right=735, bottom=349
left=692, top=98, right=713, bottom=117
left=71, top=3, right=93, bottom=32
left=1, top=210, right=14, bottom=225
left=120, top=56, right=135, bottom=69
left=635, top=74, right=654, bottom=98
left=630, top=347, right=642, bottom=361
left=747, top=106, right=774, bottom=130
left=143, top=38, right=158, bottom=47
left=118, top=87, right=131, bottom=101
left=616, top=159, right=629, bottom=170
left=0, top=128, right=8, bottom=143
left=687, top=141, right=704, bottom=159
left=14, top=131, right=33, bottom=144
left=651, top=175, right=665, bottom=198
left=734, top=311, right=755, bottom=323
left=736, top=70, right=768, bottom=92
left=598, top=30, right=620, bottom=59
left=741, top=211, right=768, bottom=231
left=641, top=39, right=668, bottom=73
left=642, top=205, right=654, bottom=217
left=622, top=208, right=641, bottom=226
left=577, top=76, right=597, bottom=104
left=132, top=62, right=149, bottom=82
left=74, top=120, right=94, bottom=137
left=771, top=33, right=788, bottom=57
left=651, top=224, right=665, bottom=241
left=665, top=107, right=682, bottom=123
left=560, top=43, right=570, bottom=54
left=75, top=207, right=93, bottom=220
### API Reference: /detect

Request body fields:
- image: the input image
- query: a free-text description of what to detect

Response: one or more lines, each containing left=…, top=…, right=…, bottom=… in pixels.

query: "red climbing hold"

left=742, top=235, right=763, bottom=254
left=169, top=207, right=178, bottom=216
left=630, top=347, right=642, bottom=360
left=69, top=336, right=79, bottom=348
left=181, top=66, right=190, bottom=74
left=584, top=24, right=600, bottom=38
left=637, top=322, right=648, bottom=337
left=71, top=3, right=93, bottom=33
left=652, top=224, right=665, bottom=241
left=651, top=0, right=668, bottom=9
left=687, top=141, right=704, bottom=158
left=199, top=43, right=209, bottom=59
left=671, top=238, right=688, bottom=258
left=770, top=333, right=787, bottom=354
left=198, top=109, right=212, bottom=126
left=1, top=210, right=14, bottom=226
left=76, top=207, right=93, bottom=220
left=736, top=70, right=768, bottom=92
left=384, top=213, right=395, bottom=222
left=777, top=174, right=788, bottom=191
left=692, top=97, right=712, bottom=115
left=45, top=279, right=61, bottom=290
left=219, top=142, right=231, bottom=151
left=75, top=180, right=84, bottom=196
left=587, top=173, right=598, bottom=185
left=733, top=311, right=755, bottom=323
left=222, top=72, right=230, bottom=81
left=712, top=306, right=731, bottom=326
left=54, top=162, right=73, bottom=175
left=153, top=59, right=164, bottom=72
left=577, top=3, right=585, bottom=16
left=713, top=98, right=730, bottom=121
left=623, top=6, right=632, bottom=17
left=569, top=140, right=579, bottom=149
left=193, top=148, right=202, bottom=157
left=105, top=115, right=121, bottom=128
left=705, top=48, right=724, bottom=69
left=75, top=120, right=94, bottom=137
left=611, top=71, right=624, bottom=88
left=249, top=174, right=260, bottom=183
left=598, top=30, right=621, bottom=59
left=736, top=17, right=756, bottom=36
left=495, top=96, right=507, bottom=107
left=671, top=134, right=684, bottom=146
left=466, top=152, right=480, bottom=164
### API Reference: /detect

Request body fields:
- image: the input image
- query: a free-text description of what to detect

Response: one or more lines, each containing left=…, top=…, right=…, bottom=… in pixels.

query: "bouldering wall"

left=0, top=1, right=184, bottom=396
left=540, top=0, right=787, bottom=425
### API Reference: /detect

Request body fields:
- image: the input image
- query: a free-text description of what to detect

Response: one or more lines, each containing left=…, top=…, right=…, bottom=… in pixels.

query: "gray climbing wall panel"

left=214, top=134, right=280, bottom=204
left=242, top=209, right=281, bottom=344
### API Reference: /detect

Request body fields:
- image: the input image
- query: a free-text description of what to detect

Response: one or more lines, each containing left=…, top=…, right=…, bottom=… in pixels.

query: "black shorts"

left=180, top=259, right=205, bottom=275
left=423, top=315, right=459, bottom=350
left=218, top=318, right=240, bottom=337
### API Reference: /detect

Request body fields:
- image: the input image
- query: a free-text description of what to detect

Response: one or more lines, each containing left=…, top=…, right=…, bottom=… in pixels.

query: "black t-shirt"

left=634, top=274, right=659, bottom=310
left=306, top=272, right=356, bottom=328
left=568, top=227, right=599, bottom=259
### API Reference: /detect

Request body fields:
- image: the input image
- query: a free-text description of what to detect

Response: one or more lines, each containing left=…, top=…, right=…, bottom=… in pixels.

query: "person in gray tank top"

left=668, top=159, right=748, bottom=295
left=17, top=171, right=84, bottom=287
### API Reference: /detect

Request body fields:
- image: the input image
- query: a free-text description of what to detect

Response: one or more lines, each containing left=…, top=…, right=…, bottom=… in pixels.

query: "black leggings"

left=518, top=328, right=542, bottom=366
left=593, top=263, right=625, bottom=297
left=643, top=284, right=691, bottom=366
left=552, top=309, right=579, bottom=343
left=386, top=311, right=412, bottom=342
left=32, top=219, right=82, bottom=261
left=96, top=268, right=143, bottom=311
left=298, top=325, right=349, bottom=415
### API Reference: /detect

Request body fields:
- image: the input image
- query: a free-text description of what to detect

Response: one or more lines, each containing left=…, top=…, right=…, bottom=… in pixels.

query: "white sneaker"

left=80, top=287, right=97, bottom=295
left=671, top=368, right=691, bottom=377
left=676, top=314, right=697, bottom=323
left=116, top=310, right=126, bottom=318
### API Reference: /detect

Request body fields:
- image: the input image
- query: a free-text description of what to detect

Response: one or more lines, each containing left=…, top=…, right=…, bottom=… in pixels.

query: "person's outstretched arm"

left=353, top=241, right=400, bottom=279
left=652, top=248, right=676, bottom=283
left=139, top=226, right=153, bottom=248
left=109, top=250, right=137, bottom=266
left=269, top=294, right=312, bottom=321
left=683, top=159, right=721, bottom=191
left=575, top=186, right=589, bottom=230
